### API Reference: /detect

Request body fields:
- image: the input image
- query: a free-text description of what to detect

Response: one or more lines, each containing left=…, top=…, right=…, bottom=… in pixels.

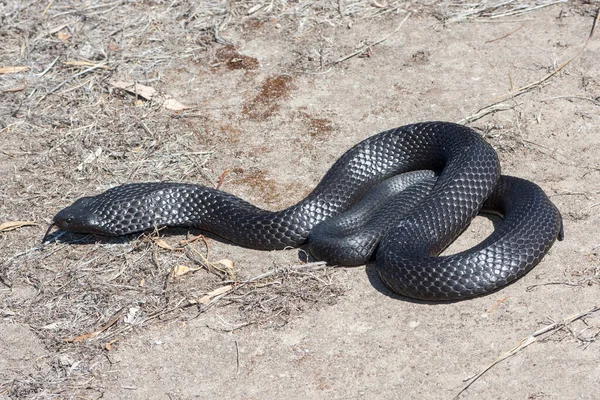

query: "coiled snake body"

left=48, top=122, right=563, bottom=300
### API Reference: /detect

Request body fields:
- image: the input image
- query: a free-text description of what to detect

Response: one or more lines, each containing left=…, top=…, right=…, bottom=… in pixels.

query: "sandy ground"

left=1, top=1, right=599, bottom=399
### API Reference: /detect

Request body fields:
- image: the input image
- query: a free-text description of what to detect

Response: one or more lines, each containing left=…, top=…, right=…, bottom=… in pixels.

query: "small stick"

left=63, top=60, right=111, bottom=69
left=456, top=102, right=518, bottom=124
left=371, top=0, right=388, bottom=9
left=43, top=0, right=56, bottom=14
left=485, top=23, right=525, bottom=43
left=331, top=12, right=411, bottom=65
left=521, top=138, right=575, bottom=166
left=540, top=95, right=600, bottom=106
left=235, top=340, right=241, bottom=375
left=39, top=62, right=108, bottom=103
left=216, top=169, right=230, bottom=190
left=487, top=296, right=509, bottom=313
left=62, top=308, right=125, bottom=342
left=37, top=56, right=60, bottom=78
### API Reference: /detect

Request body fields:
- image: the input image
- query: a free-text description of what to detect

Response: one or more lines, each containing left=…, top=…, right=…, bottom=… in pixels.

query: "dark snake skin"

left=48, top=122, right=564, bottom=300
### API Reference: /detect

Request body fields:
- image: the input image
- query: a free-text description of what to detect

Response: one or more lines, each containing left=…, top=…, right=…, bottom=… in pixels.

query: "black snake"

left=46, top=122, right=564, bottom=300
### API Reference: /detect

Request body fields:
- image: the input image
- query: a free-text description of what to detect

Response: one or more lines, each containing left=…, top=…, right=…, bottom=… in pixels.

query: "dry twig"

left=454, top=304, right=600, bottom=399
left=490, top=8, right=599, bottom=104
left=331, top=12, right=411, bottom=65
left=459, top=8, right=598, bottom=125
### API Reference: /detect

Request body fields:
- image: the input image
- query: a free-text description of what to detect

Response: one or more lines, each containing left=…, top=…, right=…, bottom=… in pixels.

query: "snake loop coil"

left=47, top=122, right=563, bottom=300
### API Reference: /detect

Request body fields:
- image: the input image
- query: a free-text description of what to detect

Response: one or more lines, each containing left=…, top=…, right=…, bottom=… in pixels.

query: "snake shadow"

left=362, top=264, right=464, bottom=305
left=42, top=227, right=242, bottom=248
left=298, top=248, right=450, bottom=305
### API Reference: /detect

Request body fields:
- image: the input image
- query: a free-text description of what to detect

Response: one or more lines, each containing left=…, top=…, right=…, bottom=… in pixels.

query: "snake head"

left=51, top=196, right=106, bottom=235
left=44, top=183, right=180, bottom=242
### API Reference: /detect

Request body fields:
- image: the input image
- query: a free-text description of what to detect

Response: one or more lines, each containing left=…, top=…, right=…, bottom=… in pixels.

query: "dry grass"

left=0, top=0, right=595, bottom=398
left=444, top=0, right=569, bottom=22
left=2, top=231, right=346, bottom=397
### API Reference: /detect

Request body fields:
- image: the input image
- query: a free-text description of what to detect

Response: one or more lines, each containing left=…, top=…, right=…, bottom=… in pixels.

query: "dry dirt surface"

left=1, top=1, right=600, bottom=399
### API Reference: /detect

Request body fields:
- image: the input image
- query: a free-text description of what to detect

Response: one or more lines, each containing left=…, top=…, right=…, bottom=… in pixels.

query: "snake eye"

left=66, top=217, right=74, bottom=224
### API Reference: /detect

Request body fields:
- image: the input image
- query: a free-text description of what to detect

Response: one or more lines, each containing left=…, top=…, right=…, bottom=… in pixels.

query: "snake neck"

left=130, top=184, right=332, bottom=250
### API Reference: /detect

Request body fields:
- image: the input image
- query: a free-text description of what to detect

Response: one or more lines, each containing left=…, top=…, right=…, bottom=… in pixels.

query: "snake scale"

left=47, top=122, right=564, bottom=300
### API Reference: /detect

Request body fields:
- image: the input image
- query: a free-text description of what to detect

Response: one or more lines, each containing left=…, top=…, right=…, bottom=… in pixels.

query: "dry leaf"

left=0, top=66, right=30, bottom=74
left=162, top=97, right=192, bottom=111
left=215, top=259, right=235, bottom=270
left=76, top=147, right=102, bottom=171
left=64, top=332, right=95, bottom=343
left=108, top=41, right=120, bottom=51
left=212, top=258, right=236, bottom=280
left=247, top=3, right=264, bottom=14
left=153, top=235, right=204, bottom=251
left=0, top=221, right=37, bottom=233
left=197, top=285, right=234, bottom=304
left=105, top=339, right=119, bottom=351
left=109, top=79, right=192, bottom=111
left=64, top=61, right=110, bottom=69
left=41, top=322, right=62, bottom=330
left=371, top=0, right=388, bottom=8
left=123, top=307, right=139, bottom=324
left=2, top=86, right=26, bottom=93
left=172, top=265, right=191, bottom=277
left=177, top=233, right=205, bottom=246
left=153, top=238, right=177, bottom=250
left=63, top=309, right=123, bottom=342
left=56, top=30, right=72, bottom=42
left=47, top=24, right=68, bottom=35
left=109, top=79, right=157, bottom=100
left=171, top=265, right=200, bottom=278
